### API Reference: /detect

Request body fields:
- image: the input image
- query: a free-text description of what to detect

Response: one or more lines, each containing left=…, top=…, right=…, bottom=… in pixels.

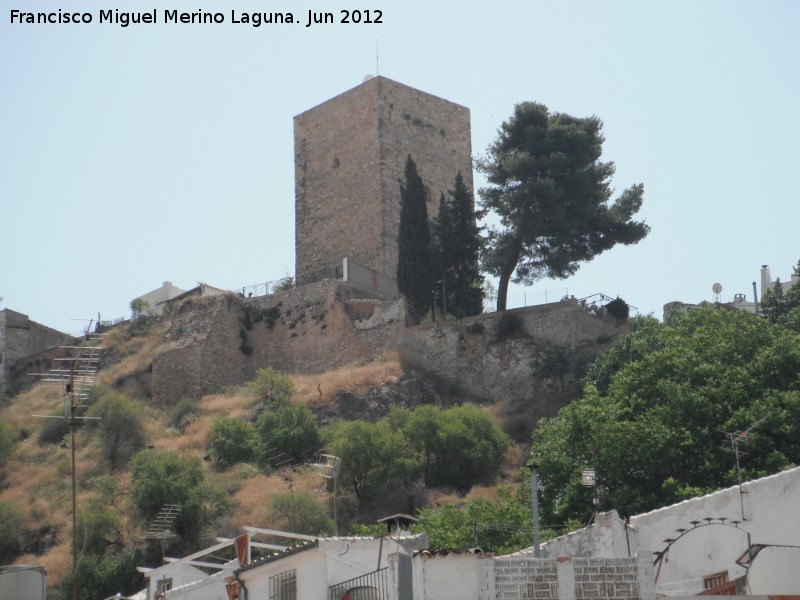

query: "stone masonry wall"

left=151, top=280, right=406, bottom=404
left=375, top=77, right=473, bottom=279
left=150, top=289, right=626, bottom=416
left=294, top=79, right=383, bottom=285
left=398, top=301, right=628, bottom=424
left=294, top=76, right=472, bottom=285
left=0, top=309, right=73, bottom=393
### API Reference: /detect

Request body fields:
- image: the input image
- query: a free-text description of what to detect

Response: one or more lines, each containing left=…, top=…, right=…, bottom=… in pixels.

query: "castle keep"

left=294, top=76, right=473, bottom=286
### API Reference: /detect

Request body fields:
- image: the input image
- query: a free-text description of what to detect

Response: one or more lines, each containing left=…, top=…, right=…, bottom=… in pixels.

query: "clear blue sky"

left=2, top=0, right=798, bottom=335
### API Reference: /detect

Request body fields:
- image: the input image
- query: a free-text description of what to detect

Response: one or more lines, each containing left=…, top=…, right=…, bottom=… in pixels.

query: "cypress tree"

left=432, top=192, right=454, bottom=317
left=449, top=172, right=483, bottom=317
left=397, top=155, right=433, bottom=320
left=433, top=172, right=483, bottom=318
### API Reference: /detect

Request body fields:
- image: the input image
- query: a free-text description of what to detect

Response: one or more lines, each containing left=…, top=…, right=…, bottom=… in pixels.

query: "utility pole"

left=31, top=322, right=103, bottom=600
left=529, top=461, right=540, bottom=557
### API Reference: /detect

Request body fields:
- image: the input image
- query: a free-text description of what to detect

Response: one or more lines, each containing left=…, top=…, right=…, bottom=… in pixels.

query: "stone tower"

left=294, top=76, right=473, bottom=287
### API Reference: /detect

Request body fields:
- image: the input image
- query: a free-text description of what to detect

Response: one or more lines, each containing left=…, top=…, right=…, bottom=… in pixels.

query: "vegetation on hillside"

left=532, top=306, right=800, bottom=524
left=0, top=323, right=518, bottom=599
left=2, top=267, right=800, bottom=599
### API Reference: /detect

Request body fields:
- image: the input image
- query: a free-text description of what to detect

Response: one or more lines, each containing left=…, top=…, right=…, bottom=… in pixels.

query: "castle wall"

left=294, top=76, right=472, bottom=286
left=0, top=309, right=73, bottom=393
left=151, top=281, right=406, bottom=404
left=294, top=79, right=383, bottom=286
left=398, top=302, right=628, bottom=426
left=375, top=77, right=473, bottom=279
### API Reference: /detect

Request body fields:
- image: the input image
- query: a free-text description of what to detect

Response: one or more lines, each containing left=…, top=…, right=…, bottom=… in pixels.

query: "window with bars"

left=269, top=569, right=297, bottom=600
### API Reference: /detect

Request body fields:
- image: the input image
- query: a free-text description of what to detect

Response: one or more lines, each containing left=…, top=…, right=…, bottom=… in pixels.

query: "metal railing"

left=328, top=567, right=388, bottom=600
left=239, top=277, right=294, bottom=299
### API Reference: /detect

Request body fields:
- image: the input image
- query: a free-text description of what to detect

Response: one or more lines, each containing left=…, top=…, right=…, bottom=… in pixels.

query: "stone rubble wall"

left=151, top=280, right=406, bottom=404
left=398, top=301, right=628, bottom=423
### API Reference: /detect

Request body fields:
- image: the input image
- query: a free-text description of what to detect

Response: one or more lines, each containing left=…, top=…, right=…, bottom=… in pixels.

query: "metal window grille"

left=328, top=568, right=388, bottom=600
left=269, top=569, right=297, bottom=600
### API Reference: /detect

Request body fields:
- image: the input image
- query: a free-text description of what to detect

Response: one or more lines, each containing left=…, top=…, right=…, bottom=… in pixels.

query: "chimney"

left=760, top=266, right=771, bottom=300
left=377, top=514, right=419, bottom=537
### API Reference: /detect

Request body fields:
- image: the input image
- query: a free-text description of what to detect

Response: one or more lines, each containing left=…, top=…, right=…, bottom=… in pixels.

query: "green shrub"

left=247, top=368, right=294, bottom=410
left=209, top=418, right=257, bottom=467
left=605, top=297, right=629, bottom=320
left=169, top=397, right=201, bottom=431
left=37, top=413, right=70, bottom=446
left=495, top=312, right=524, bottom=339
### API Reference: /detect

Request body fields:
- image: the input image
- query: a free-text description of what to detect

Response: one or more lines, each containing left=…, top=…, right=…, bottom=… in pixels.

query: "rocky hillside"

left=0, top=291, right=628, bottom=598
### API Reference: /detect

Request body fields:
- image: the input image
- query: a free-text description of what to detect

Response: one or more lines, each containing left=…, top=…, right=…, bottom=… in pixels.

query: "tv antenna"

left=143, top=504, right=181, bottom=560
left=307, top=453, right=341, bottom=535
left=31, top=320, right=104, bottom=600
left=721, top=416, right=765, bottom=522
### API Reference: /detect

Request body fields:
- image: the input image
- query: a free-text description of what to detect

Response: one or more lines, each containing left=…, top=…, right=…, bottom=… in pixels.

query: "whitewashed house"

left=510, top=466, right=800, bottom=596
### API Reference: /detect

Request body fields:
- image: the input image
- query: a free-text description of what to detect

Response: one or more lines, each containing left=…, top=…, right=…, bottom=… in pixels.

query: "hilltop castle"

left=293, top=76, right=473, bottom=287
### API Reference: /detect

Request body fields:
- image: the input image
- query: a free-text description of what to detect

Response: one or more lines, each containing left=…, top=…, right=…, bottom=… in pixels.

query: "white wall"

left=133, top=281, right=185, bottom=317
left=0, top=565, right=46, bottom=600
left=410, top=552, right=484, bottom=600
left=747, top=546, right=800, bottom=594
left=630, top=467, right=800, bottom=595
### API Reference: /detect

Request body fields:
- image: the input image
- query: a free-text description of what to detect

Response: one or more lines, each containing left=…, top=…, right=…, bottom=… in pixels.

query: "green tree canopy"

left=397, top=155, right=434, bottom=320
left=256, top=405, right=321, bottom=469
left=266, top=491, right=333, bottom=536
left=209, top=417, right=257, bottom=467
left=417, top=484, right=539, bottom=554
left=86, top=391, right=146, bottom=471
left=531, top=308, right=800, bottom=524
left=129, top=450, right=230, bottom=549
left=70, top=551, right=143, bottom=600
left=397, top=404, right=509, bottom=491
left=323, top=419, right=417, bottom=504
left=0, top=417, right=14, bottom=467
left=477, top=102, right=650, bottom=311
left=247, top=368, right=294, bottom=410
left=0, top=499, right=24, bottom=564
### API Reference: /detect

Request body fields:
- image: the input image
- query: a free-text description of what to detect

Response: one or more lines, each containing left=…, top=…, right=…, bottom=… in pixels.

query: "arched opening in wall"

left=332, top=157, right=340, bottom=169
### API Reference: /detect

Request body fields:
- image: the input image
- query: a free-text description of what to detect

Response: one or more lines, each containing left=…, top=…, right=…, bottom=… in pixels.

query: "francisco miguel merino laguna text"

left=9, top=8, right=384, bottom=27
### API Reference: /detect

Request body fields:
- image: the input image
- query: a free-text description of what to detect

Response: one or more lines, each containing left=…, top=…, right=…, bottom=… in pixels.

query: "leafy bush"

left=466, top=321, right=485, bottom=334
left=256, top=405, right=320, bottom=469
left=209, top=417, right=256, bottom=467
left=274, top=276, right=295, bottom=293
left=266, top=491, right=333, bottom=536
left=247, top=368, right=294, bottom=410
left=604, top=297, right=629, bottom=320
left=495, top=312, right=524, bottom=339
left=169, top=397, right=201, bottom=431
left=0, top=418, right=14, bottom=467
left=70, top=551, right=144, bottom=600
left=401, top=404, right=509, bottom=491
left=37, top=412, right=70, bottom=446
left=129, top=450, right=231, bottom=548
left=0, top=500, right=24, bottom=563
left=86, top=391, right=147, bottom=471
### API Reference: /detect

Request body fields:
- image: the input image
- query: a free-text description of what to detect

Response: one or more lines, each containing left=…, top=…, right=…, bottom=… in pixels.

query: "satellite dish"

left=712, top=283, right=722, bottom=294
left=362, top=74, right=375, bottom=83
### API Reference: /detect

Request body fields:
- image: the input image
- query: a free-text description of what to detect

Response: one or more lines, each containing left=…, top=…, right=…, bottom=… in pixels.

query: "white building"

left=512, top=466, right=800, bottom=596
left=141, top=512, right=660, bottom=600
left=760, top=264, right=798, bottom=299
left=131, top=281, right=186, bottom=318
